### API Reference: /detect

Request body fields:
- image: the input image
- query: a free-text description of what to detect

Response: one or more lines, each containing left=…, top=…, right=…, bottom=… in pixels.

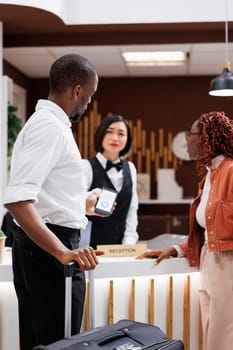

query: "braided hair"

left=196, top=111, right=233, bottom=177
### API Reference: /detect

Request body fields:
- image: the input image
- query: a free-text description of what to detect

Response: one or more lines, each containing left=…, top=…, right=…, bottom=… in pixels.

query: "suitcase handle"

left=64, top=261, right=79, bottom=277
left=64, top=261, right=80, bottom=338
left=95, top=330, right=130, bottom=345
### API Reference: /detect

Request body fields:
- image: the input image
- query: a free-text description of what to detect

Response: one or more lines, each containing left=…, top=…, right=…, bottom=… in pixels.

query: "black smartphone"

left=94, top=187, right=118, bottom=216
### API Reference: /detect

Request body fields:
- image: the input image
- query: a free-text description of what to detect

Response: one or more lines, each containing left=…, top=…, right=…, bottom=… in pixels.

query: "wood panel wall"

left=12, top=75, right=233, bottom=198
left=72, top=100, right=183, bottom=198
left=83, top=274, right=203, bottom=350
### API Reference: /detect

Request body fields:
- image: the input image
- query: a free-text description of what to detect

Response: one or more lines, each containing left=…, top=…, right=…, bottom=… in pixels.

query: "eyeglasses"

left=185, top=131, right=201, bottom=139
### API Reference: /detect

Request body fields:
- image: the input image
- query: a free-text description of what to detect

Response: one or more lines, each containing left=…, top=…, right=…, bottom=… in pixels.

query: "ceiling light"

left=122, top=51, right=188, bottom=67
left=209, top=0, right=233, bottom=96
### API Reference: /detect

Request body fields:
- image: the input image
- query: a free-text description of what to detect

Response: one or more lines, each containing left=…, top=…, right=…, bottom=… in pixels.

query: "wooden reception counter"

left=0, top=248, right=19, bottom=350
left=0, top=249, right=201, bottom=350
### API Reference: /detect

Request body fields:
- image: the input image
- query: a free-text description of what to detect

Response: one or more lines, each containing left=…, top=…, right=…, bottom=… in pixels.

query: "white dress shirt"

left=82, top=152, right=139, bottom=244
left=4, top=99, right=88, bottom=229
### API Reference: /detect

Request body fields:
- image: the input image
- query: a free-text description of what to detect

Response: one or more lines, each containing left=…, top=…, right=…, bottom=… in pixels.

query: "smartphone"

left=94, top=187, right=118, bottom=216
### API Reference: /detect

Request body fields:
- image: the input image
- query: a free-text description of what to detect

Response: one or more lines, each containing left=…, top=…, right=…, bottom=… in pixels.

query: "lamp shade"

left=209, top=61, right=233, bottom=96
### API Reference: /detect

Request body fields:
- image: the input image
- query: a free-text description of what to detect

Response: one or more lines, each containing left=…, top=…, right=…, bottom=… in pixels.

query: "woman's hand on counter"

left=135, top=247, right=177, bottom=265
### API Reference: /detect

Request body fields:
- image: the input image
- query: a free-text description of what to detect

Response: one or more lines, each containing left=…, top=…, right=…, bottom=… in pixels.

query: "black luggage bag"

left=34, top=319, right=184, bottom=350
left=33, top=264, right=184, bottom=350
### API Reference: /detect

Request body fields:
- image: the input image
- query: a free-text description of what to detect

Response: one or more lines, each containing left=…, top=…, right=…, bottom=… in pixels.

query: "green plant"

left=8, top=104, right=22, bottom=157
left=0, top=230, right=6, bottom=237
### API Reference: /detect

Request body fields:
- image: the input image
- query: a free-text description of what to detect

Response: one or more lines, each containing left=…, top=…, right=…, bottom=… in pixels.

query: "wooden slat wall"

left=108, top=280, right=114, bottom=325
left=72, top=100, right=181, bottom=191
left=129, top=279, right=135, bottom=320
left=166, top=276, right=173, bottom=339
left=183, top=275, right=191, bottom=350
left=148, top=279, right=155, bottom=325
left=83, top=274, right=202, bottom=349
left=83, top=282, right=90, bottom=331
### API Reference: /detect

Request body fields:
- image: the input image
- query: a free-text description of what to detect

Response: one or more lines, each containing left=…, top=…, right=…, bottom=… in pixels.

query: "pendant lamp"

left=209, top=0, right=233, bottom=96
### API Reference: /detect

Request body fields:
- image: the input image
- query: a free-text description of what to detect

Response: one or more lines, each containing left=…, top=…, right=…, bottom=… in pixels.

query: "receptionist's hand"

left=85, top=188, right=102, bottom=216
left=136, top=247, right=177, bottom=265
left=85, top=188, right=116, bottom=217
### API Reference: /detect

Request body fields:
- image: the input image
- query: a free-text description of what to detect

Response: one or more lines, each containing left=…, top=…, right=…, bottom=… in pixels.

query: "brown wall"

left=95, top=77, right=233, bottom=197
left=27, top=75, right=233, bottom=132
left=5, top=72, right=233, bottom=198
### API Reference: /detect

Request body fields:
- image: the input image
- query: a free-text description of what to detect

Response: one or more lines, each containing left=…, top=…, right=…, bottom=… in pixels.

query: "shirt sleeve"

left=122, top=161, right=139, bottom=244
left=4, top=118, right=64, bottom=204
left=82, top=159, right=93, bottom=191
left=172, top=244, right=186, bottom=258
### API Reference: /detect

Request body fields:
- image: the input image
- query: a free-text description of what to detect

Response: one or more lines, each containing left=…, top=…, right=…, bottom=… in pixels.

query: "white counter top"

left=1, top=248, right=199, bottom=282
left=0, top=248, right=19, bottom=350
left=0, top=248, right=13, bottom=282
left=139, top=199, right=193, bottom=204
left=89, top=256, right=198, bottom=279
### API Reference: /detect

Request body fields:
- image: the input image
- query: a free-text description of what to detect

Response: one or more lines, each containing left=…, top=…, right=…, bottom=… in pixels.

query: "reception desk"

left=0, top=249, right=201, bottom=350
left=87, top=257, right=201, bottom=350
left=0, top=248, right=19, bottom=350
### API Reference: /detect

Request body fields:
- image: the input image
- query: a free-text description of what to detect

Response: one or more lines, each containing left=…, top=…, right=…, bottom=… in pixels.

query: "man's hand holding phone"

left=94, top=187, right=117, bottom=216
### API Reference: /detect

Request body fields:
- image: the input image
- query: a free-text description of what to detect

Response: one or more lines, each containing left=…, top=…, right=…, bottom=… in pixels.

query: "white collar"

left=96, top=152, right=121, bottom=169
left=36, top=99, right=71, bottom=128
left=209, top=154, right=225, bottom=170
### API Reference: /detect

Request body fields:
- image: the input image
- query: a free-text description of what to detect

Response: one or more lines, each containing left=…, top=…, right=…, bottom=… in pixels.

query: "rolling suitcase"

left=33, top=263, right=184, bottom=350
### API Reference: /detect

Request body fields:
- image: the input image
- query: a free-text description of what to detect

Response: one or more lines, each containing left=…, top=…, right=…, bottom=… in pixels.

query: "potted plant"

left=8, top=104, right=22, bottom=157
left=0, top=229, right=6, bottom=264
left=0, top=230, right=6, bottom=237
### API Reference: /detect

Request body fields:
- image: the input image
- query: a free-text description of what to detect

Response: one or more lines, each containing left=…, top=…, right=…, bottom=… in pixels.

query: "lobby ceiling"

left=1, top=3, right=233, bottom=78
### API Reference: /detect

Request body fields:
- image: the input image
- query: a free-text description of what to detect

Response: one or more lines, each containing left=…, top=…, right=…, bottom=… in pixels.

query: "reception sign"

left=96, top=244, right=147, bottom=257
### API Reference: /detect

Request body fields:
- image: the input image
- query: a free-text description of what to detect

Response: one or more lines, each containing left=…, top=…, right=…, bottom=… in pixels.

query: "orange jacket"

left=180, top=158, right=233, bottom=267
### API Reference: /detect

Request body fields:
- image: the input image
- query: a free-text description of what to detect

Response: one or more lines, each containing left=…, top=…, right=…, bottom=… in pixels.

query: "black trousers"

left=12, top=224, right=85, bottom=350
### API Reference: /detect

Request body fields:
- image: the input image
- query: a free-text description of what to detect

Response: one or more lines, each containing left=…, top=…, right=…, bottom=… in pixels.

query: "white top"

left=175, top=154, right=225, bottom=256
left=196, top=154, right=225, bottom=241
left=196, top=170, right=210, bottom=238
left=4, top=99, right=88, bottom=229
left=82, top=152, right=139, bottom=244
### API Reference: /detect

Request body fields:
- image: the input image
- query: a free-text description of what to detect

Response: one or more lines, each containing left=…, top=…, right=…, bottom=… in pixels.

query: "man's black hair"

left=49, top=53, right=97, bottom=93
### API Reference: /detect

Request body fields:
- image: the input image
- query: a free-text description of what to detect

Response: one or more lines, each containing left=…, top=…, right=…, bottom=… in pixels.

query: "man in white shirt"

left=4, top=54, right=104, bottom=350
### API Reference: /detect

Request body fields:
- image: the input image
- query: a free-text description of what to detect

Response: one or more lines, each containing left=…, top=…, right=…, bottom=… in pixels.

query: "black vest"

left=87, top=157, right=133, bottom=249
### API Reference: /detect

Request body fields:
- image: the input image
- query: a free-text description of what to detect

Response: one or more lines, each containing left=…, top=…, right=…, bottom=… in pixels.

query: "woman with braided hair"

left=137, top=111, right=233, bottom=350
